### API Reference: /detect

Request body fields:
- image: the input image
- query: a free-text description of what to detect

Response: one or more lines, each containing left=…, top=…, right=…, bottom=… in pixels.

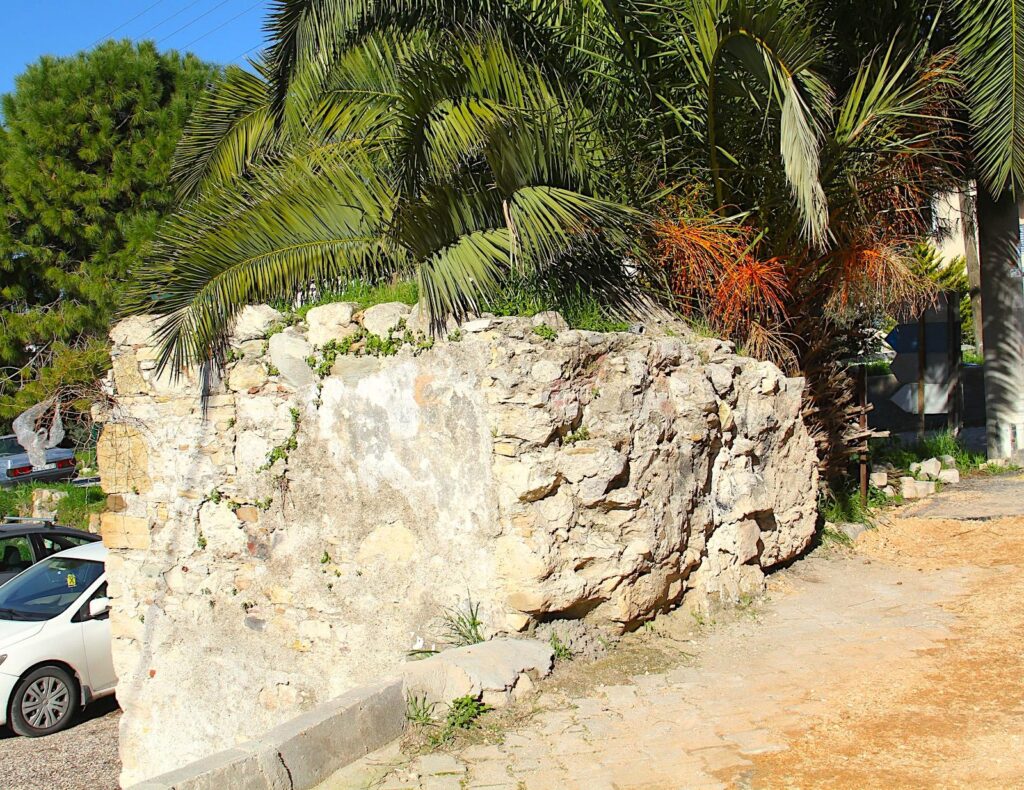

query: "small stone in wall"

left=531, top=311, right=568, bottom=331
left=232, top=305, right=283, bottom=342
left=268, top=330, right=314, bottom=389
left=228, top=360, right=268, bottom=393
left=361, top=302, right=411, bottom=336
left=306, top=302, right=359, bottom=346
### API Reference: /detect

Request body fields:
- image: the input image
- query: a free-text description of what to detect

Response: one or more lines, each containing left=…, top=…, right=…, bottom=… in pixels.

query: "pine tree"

left=0, top=40, right=217, bottom=439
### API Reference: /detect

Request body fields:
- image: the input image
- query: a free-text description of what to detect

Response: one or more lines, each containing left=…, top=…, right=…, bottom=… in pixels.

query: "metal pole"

left=918, top=311, right=927, bottom=441
left=859, top=364, right=869, bottom=507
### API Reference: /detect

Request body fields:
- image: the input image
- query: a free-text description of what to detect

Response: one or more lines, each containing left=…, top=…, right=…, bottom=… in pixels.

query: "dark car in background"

left=0, top=435, right=76, bottom=487
left=0, top=518, right=100, bottom=586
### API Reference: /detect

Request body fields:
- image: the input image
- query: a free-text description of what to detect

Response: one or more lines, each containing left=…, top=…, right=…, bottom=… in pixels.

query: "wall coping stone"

left=125, top=679, right=405, bottom=790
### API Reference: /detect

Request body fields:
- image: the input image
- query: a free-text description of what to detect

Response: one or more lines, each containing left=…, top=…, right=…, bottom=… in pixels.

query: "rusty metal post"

left=917, top=311, right=927, bottom=440
left=859, top=364, right=869, bottom=507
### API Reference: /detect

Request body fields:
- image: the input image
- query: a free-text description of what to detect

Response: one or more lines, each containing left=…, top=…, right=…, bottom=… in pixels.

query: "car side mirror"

left=88, top=597, right=110, bottom=619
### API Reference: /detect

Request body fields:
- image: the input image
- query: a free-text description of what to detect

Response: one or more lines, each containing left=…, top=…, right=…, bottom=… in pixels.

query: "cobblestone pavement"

left=0, top=697, right=120, bottom=790
left=325, top=473, right=1024, bottom=789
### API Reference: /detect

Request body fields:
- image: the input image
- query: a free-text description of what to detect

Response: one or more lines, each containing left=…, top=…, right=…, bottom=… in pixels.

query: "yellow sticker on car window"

left=67, top=573, right=76, bottom=588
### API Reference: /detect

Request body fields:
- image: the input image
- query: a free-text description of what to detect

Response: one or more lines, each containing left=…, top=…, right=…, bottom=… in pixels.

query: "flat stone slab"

left=402, top=639, right=554, bottom=708
left=902, top=474, right=1024, bottom=521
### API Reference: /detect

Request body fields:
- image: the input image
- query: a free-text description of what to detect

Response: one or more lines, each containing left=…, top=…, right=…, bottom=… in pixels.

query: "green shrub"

left=872, top=431, right=985, bottom=473
left=0, top=483, right=105, bottom=531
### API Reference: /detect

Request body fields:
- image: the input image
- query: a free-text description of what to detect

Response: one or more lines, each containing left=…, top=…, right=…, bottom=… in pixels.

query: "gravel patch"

left=0, top=698, right=120, bottom=790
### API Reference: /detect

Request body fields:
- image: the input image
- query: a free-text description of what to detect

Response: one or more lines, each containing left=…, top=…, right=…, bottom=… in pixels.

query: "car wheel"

left=9, top=666, right=77, bottom=737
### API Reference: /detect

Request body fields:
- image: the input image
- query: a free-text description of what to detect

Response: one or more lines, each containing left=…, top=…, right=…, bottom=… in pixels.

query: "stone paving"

left=325, top=548, right=966, bottom=789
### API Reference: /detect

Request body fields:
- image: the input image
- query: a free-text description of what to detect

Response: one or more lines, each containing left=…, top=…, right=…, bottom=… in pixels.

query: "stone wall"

left=98, top=304, right=818, bottom=784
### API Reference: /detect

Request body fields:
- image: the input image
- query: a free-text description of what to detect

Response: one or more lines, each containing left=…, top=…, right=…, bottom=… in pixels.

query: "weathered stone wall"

left=98, top=304, right=818, bottom=784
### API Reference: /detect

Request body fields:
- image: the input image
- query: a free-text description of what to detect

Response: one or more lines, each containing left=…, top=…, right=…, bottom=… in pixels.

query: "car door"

left=0, top=534, right=35, bottom=585
left=77, top=581, right=115, bottom=694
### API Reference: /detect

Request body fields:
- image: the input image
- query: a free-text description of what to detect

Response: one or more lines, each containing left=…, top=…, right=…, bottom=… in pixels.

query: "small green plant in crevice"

left=259, top=407, right=302, bottom=471
left=427, top=695, right=492, bottom=746
left=550, top=632, right=573, bottom=661
left=254, top=497, right=273, bottom=511
left=320, top=550, right=331, bottom=564
left=563, top=426, right=590, bottom=445
left=440, top=599, right=486, bottom=647
left=405, top=694, right=438, bottom=727
left=820, top=523, right=854, bottom=548
left=226, top=348, right=244, bottom=363
left=197, top=531, right=207, bottom=550
left=447, top=328, right=463, bottom=342
left=306, top=321, right=434, bottom=378
left=532, top=323, right=557, bottom=341
left=266, top=363, right=281, bottom=376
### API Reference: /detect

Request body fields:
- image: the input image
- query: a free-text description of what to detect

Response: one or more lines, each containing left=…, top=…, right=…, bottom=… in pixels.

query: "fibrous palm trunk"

left=978, top=187, right=1024, bottom=460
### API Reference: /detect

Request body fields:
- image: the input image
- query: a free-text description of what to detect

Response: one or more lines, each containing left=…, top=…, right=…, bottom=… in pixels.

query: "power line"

left=137, top=0, right=207, bottom=39
left=156, top=0, right=239, bottom=46
left=178, top=1, right=266, bottom=51
left=228, top=43, right=265, bottom=64
left=89, top=0, right=169, bottom=47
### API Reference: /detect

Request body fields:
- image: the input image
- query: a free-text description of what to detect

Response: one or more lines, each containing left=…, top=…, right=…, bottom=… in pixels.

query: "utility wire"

left=178, top=1, right=266, bottom=51
left=136, top=0, right=207, bottom=39
left=89, top=0, right=169, bottom=47
left=156, top=0, right=239, bottom=46
left=229, top=43, right=265, bottom=64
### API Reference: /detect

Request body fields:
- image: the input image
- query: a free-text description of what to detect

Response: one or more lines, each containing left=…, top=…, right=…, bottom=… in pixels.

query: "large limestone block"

left=111, top=353, right=150, bottom=395
left=402, top=639, right=553, bottom=708
left=101, top=513, right=151, bottom=550
left=361, top=302, right=411, bottom=336
left=97, top=424, right=151, bottom=495
left=268, top=330, right=313, bottom=389
left=306, top=302, right=359, bottom=346
left=231, top=305, right=283, bottom=342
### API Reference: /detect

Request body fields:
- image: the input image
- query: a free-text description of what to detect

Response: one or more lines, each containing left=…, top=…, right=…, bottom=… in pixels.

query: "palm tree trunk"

left=978, top=186, right=1024, bottom=460
left=959, top=188, right=984, bottom=354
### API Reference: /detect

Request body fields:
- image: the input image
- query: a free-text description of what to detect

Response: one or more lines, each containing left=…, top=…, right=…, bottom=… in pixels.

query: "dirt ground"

left=746, top=475, right=1024, bottom=789
left=334, top=472, right=1024, bottom=789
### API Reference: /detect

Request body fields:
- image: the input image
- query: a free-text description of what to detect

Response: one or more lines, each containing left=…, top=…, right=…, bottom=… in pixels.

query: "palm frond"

left=954, top=0, right=1024, bottom=195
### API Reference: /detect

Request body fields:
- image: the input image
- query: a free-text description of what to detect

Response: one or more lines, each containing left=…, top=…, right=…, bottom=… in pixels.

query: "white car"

left=0, top=540, right=115, bottom=736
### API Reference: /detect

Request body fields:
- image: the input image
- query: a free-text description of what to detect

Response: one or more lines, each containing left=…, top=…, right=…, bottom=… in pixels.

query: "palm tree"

left=134, top=25, right=642, bottom=371
left=951, top=0, right=1024, bottom=460
left=133, top=0, right=960, bottom=477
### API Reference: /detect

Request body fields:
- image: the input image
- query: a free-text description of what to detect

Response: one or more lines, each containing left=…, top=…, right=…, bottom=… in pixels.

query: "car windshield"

left=0, top=436, right=23, bottom=456
left=0, top=556, right=102, bottom=621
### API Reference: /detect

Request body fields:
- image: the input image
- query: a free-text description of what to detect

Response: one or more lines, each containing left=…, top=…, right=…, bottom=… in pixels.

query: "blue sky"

left=0, top=0, right=272, bottom=95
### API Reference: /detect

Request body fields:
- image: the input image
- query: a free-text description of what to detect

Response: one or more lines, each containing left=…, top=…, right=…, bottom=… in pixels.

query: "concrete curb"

left=126, top=679, right=405, bottom=790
